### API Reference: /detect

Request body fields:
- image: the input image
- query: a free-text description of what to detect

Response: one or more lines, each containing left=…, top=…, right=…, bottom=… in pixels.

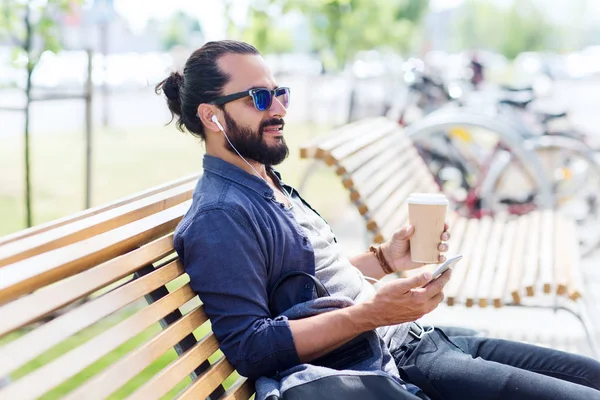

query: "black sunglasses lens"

left=276, top=88, right=290, bottom=109
left=253, top=89, right=272, bottom=111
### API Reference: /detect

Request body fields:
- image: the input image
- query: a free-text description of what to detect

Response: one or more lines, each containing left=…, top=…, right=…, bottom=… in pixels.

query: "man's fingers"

left=394, top=224, right=415, bottom=240
left=432, top=292, right=445, bottom=306
left=402, top=272, right=432, bottom=291
left=430, top=269, right=452, bottom=290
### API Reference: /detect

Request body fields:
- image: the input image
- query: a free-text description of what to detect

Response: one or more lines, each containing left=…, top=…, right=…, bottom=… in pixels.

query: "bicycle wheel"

left=412, top=125, right=501, bottom=214
left=479, top=134, right=600, bottom=255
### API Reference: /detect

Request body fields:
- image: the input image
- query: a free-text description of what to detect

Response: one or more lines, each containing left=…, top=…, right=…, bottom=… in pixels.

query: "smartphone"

left=421, top=254, right=463, bottom=288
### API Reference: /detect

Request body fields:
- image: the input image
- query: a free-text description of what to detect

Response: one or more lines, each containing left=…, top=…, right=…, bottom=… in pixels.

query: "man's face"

left=216, top=54, right=289, bottom=166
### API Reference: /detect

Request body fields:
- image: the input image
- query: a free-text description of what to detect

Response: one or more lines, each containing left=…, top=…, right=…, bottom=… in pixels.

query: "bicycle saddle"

left=537, top=110, right=568, bottom=121
left=499, top=84, right=534, bottom=92
left=497, top=97, right=535, bottom=109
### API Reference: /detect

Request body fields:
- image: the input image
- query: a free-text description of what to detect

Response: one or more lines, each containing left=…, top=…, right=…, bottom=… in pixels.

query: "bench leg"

left=553, top=300, right=600, bottom=359
left=135, top=261, right=226, bottom=400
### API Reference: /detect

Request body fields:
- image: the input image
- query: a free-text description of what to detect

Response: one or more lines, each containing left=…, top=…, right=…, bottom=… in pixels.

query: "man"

left=157, top=40, right=600, bottom=399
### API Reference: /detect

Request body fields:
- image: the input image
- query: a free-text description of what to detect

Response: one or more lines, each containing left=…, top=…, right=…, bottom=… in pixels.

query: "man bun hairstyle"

left=155, top=40, right=260, bottom=140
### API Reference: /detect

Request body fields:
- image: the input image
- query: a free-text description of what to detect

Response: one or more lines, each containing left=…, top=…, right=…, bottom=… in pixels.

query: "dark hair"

left=155, top=40, right=259, bottom=139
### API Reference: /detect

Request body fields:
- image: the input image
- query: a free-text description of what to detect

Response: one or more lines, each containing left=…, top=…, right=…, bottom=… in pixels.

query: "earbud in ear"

left=211, top=115, right=225, bottom=132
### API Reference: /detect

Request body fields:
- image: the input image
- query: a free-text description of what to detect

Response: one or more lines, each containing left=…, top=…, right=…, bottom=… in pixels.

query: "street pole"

left=85, top=49, right=94, bottom=209
left=23, top=5, right=33, bottom=228
left=100, top=21, right=109, bottom=128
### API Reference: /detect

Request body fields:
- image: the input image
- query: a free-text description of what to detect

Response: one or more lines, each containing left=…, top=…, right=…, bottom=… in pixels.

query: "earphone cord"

left=220, top=128, right=294, bottom=202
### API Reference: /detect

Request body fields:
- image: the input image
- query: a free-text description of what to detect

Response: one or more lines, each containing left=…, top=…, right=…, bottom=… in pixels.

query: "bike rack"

left=403, top=108, right=554, bottom=210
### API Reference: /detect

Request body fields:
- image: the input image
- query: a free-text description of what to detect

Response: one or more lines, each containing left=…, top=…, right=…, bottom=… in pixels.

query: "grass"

left=0, top=120, right=350, bottom=398
left=0, top=121, right=348, bottom=236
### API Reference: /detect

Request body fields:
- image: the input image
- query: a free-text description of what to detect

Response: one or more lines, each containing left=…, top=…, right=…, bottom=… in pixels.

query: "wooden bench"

left=300, top=117, right=598, bottom=355
left=0, top=174, right=254, bottom=399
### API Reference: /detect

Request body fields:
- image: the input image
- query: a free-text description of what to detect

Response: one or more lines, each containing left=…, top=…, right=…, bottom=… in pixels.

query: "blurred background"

left=2, top=0, right=600, bottom=236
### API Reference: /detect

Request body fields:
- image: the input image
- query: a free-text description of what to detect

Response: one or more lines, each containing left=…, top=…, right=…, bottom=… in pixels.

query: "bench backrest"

left=0, top=175, right=253, bottom=400
left=300, top=117, right=444, bottom=244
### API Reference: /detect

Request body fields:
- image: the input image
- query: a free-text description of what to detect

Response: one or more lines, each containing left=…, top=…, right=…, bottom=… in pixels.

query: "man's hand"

left=357, top=269, right=451, bottom=330
left=381, top=223, right=450, bottom=272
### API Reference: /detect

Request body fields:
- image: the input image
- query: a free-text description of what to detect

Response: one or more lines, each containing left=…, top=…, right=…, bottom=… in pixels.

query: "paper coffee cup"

left=408, top=193, right=448, bottom=264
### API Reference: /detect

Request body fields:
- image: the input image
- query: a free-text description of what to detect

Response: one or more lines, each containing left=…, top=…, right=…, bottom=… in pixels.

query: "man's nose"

left=269, top=96, right=287, bottom=118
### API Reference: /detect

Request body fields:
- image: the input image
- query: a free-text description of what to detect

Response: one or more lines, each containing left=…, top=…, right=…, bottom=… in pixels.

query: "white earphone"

left=211, top=115, right=225, bottom=132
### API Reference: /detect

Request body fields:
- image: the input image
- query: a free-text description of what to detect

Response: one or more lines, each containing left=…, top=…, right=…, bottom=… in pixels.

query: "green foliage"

left=161, top=11, right=204, bottom=50
left=240, top=1, right=295, bottom=54
left=453, top=0, right=556, bottom=60
left=0, top=0, right=79, bottom=69
left=284, top=0, right=429, bottom=69
left=228, top=0, right=429, bottom=69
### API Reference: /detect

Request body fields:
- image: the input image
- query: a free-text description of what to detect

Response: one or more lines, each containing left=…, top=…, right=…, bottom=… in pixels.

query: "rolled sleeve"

left=176, top=207, right=300, bottom=379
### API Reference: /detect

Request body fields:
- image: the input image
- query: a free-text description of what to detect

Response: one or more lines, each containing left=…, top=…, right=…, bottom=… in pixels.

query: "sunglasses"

left=208, top=87, right=290, bottom=111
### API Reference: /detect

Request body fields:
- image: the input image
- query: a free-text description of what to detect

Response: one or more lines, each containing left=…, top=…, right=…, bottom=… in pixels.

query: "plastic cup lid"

left=407, top=193, right=449, bottom=205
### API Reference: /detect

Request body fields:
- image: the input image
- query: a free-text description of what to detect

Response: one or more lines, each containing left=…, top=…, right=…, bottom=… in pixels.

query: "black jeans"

left=392, top=328, right=600, bottom=400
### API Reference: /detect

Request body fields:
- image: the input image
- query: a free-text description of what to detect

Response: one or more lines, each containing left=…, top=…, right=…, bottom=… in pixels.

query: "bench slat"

left=342, top=134, right=411, bottom=184
left=379, top=175, right=440, bottom=241
left=220, top=378, right=254, bottom=400
left=539, top=210, right=554, bottom=294
left=476, top=214, right=508, bottom=307
left=0, top=182, right=194, bottom=268
left=349, top=147, right=419, bottom=202
left=0, top=284, right=195, bottom=400
left=299, top=118, right=375, bottom=159
left=64, top=306, right=208, bottom=400
left=446, top=218, right=480, bottom=306
left=0, top=201, right=190, bottom=305
left=490, top=218, right=518, bottom=307
left=368, top=164, right=431, bottom=232
left=128, top=333, right=221, bottom=400
left=507, top=213, right=533, bottom=304
left=175, top=357, right=234, bottom=400
left=0, top=173, right=199, bottom=247
left=345, top=148, right=408, bottom=197
left=0, top=260, right=185, bottom=377
left=361, top=156, right=423, bottom=217
left=522, top=211, right=542, bottom=296
left=340, top=133, right=409, bottom=178
left=327, top=121, right=397, bottom=165
left=566, top=219, right=584, bottom=300
left=0, top=234, right=175, bottom=336
left=553, top=214, right=571, bottom=296
left=437, top=215, right=468, bottom=306
left=462, top=216, right=494, bottom=307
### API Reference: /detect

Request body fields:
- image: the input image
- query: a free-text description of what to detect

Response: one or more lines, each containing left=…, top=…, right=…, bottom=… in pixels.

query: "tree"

left=229, top=0, right=429, bottom=69
left=242, top=2, right=295, bottom=54
left=0, top=0, right=82, bottom=227
left=454, top=0, right=557, bottom=59
left=161, top=11, right=204, bottom=50
left=280, top=0, right=429, bottom=69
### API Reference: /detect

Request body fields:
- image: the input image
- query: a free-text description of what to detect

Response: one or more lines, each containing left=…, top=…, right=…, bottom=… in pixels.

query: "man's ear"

left=197, top=104, right=221, bottom=133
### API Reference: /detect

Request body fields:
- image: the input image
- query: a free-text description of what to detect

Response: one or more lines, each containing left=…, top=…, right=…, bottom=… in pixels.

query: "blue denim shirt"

left=174, top=155, right=329, bottom=379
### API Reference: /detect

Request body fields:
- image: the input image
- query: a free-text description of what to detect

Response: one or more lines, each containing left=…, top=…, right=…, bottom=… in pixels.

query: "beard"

left=222, top=110, right=289, bottom=166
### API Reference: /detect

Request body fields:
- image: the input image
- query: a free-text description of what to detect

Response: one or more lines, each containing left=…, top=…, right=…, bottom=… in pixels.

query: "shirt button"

left=264, top=191, right=271, bottom=198
left=303, top=237, right=309, bottom=244
left=304, top=284, right=312, bottom=290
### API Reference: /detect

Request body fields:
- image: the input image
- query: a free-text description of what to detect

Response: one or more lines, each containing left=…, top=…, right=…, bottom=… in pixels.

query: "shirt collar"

left=202, top=154, right=287, bottom=198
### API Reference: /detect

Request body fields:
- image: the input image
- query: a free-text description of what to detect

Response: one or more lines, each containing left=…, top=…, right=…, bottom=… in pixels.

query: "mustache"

left=260, top=118, right=285, bottom=131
